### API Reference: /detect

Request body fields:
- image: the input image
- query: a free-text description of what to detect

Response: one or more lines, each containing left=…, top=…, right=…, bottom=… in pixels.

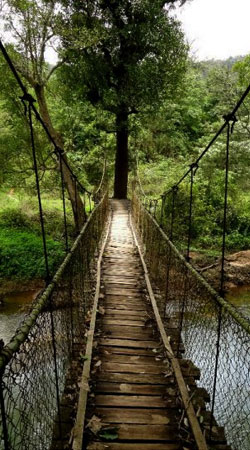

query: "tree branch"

left=46, top=58, right=66, bottom=82
left=14, top=60, right=37, bottom=87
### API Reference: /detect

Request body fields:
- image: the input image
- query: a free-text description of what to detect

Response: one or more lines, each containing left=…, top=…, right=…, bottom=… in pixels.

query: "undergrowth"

left=0, top=189, right=76, bottom=280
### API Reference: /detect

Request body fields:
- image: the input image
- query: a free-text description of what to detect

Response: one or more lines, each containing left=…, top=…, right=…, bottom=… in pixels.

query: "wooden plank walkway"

left=83, top=200, right=183, bottom=449
left=81, top=200, right=229, bottom=450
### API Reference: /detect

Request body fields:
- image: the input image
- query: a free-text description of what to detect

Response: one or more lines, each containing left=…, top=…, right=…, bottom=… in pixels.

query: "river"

left=0, top=285, right=249, bottom=449
left=0, top=290, right=40, bottom=345
left=226, top=284, right=250, bottom=319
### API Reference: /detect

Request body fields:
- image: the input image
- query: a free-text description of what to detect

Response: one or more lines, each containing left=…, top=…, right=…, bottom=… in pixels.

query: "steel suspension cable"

left=59, top=152, right=69, bottom=252
left=210, top=120, right=231, bottom=438
left=27, top=100, right=63, bottom=439
left=28, top=101, right=50, bottom=283
left=0, top=39, right=91, bottom=196
left=186, top=163, right=198, bottom=262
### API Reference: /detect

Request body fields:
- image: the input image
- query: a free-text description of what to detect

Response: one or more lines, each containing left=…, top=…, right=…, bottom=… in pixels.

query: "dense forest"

left=1, top=0, right=250, bottom=281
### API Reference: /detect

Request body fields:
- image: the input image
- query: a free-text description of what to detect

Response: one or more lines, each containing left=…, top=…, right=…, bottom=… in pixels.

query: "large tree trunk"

left=35, top=84, right=86, bottom=230
left=114, top=109, right=129, bottom=199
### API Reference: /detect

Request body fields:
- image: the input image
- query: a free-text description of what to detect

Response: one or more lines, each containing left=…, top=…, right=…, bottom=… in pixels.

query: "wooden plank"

left=102, top=325, right=154, bottom=338
left=101, top=354, right=163, bottom=365
left=102, top=319, right=146, bottom=327
left=104, top=297, right=146, bottom=304
left=103, top=253, right=138, bottom=259
left=99, top=338, right=159, bottom=349
left=87, top=444, right=180, bottom=450
left=102, top=324, right=153, bottom=334
left=96, top=372, right=167, bottom=385
left=103, top=279, right=141, bottom=285
left=101, top=362, right=165, bottom=375
left=99, top=346, right=158, bottom=357
left=104, top=251, right=136, bottom=256
left=102, top=262, right=141, bottom=267
left=105, top=283, right=142, bottom=290
left=95, top=394, right=175, bottom=408
left=95, top=407, right=175, bottom=424
left=105, top=288, right=143, bottom=296
left=105, top=309, right=149, bottom=317
left=104, top=294, right=145, bottom=301
left=103, top=270, right=143, bottom=276
left=104, top=303, right=147, bottom=311
left=95, top=382, right=167, bottom=396
left=103, top=272, right=140, bottom=277
left=101, top=330, right=155, bottom=341
left=104, top=298, right=146, bottom=304
left=100, top=423, right=178, bottom=441
left=104, top=314, right=149, bottom=322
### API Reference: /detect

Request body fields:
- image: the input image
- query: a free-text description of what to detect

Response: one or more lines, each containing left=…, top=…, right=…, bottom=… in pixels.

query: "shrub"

left=0, top=208, right=33, bottom=230
left=0, top=228, right=64, bottom=280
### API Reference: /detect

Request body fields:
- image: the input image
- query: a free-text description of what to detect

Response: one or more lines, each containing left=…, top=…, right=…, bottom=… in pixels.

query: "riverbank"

left=191, top=249, right=250, bottom=291
left=0, top=279, right=44, bottom=296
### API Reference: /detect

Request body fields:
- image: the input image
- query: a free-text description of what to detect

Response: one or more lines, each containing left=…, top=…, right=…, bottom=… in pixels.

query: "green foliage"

left=61, top=0, right=187, bottom=115
left=137, top=54, right=250, bottom=254
left=0, top=189, right=75, bottom=280
left=0, top=208, right=32, bottom=230
left=0, top=228, right=64, bottom=280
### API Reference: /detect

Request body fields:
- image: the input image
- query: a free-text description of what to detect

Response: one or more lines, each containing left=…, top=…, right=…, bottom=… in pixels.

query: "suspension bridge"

left=0, top=40, right=249, bottom=450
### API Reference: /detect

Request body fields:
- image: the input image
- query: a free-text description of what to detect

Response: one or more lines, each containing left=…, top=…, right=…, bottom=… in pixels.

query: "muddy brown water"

left=226, top=285, right=250, bottom=319
left=0, top=290, right=40, bottom=344
left=0, top=284, right=249, bottom=346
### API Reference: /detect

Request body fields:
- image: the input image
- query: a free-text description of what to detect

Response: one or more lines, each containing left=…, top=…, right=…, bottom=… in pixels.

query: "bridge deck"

left=82, top=200, right=229, bottom=450
left=83, top=200, right=185, bottom=449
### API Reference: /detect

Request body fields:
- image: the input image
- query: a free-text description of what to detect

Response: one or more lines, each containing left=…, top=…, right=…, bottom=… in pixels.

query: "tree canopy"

left=59, top=0, right=188, bottom=197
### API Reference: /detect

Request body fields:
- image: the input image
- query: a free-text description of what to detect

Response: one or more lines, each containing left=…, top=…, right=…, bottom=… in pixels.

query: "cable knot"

left=55, top=146, right=64, bottom=155
left=190, top=162, right=199, bottom=175
left=223, top=112, right=238, bottom=133
left=172, top=185, right=178, bottom=194
left=19, top=92, right=36, bottom=116
left=20, top=92, right=36, bottom=104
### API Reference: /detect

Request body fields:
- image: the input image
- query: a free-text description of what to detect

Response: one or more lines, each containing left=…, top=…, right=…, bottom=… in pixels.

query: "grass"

left=0, top=228, right=64, bottom=280
left=0, top=188, right=76, bottom=280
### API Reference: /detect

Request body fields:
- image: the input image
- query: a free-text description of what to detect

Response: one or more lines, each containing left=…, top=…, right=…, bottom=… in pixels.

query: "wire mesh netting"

left=132, top=193, right=250, bottom=450
left=0, top=192, right=109, bottom=450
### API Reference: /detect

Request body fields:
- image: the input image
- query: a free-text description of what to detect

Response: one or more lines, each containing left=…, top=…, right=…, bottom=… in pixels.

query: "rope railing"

left=0, top=192, right=109, bottom=450
left=0, top=40, right=110, bottom=449
left=132, top=76, right=250, bottom=450
left=135, top=76, right=250, bottom=311
left=0, top=39, right=108, bottom=244
left=132, top=193, right=250, bottom=450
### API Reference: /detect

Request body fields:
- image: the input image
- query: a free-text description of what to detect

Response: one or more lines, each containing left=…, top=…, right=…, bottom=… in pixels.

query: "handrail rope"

left=0, top=191, right=108, bottom=373
left=0, top=39, right=91, bottom=196
left=138, top=197, right=250, bottom=334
